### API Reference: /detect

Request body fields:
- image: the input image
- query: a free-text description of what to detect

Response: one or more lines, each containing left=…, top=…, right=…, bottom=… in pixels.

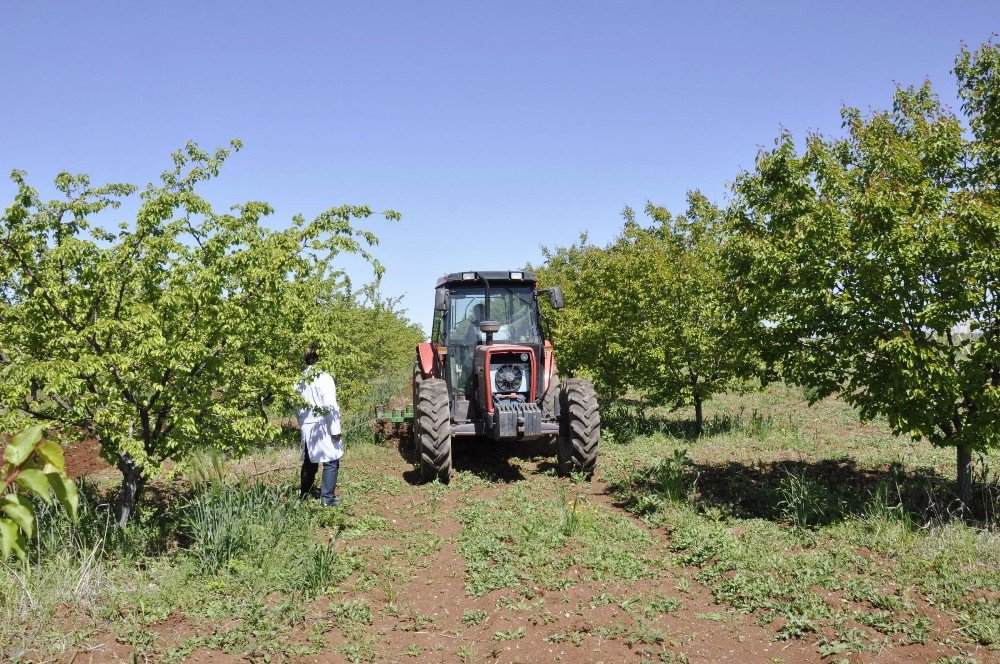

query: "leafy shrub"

left=1, top=426, right=77, bottom=560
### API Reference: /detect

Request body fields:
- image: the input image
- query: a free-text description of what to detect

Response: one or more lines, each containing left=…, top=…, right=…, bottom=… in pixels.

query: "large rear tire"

left=416, top=378, right=452, bottom=483
left=558, top=378, right=600, bottom=477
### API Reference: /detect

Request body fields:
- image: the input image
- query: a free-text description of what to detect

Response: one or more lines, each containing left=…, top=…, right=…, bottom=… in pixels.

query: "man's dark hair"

left=304, top=346, right=319, bottom=366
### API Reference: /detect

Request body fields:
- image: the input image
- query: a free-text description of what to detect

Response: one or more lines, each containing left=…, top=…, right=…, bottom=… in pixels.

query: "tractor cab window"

left=445, top=286, right=541, bottom=346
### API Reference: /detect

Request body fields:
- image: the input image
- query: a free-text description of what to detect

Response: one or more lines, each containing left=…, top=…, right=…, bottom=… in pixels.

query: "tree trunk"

left=114, top=452, right=146, bottom=528
left=956, top=443, right=973, bottom=519
left=694, top=393, right=703, bottom=437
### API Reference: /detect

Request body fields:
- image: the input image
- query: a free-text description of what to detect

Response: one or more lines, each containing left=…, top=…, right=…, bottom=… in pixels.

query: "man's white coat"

left=296, top=370, right=343, bottom=463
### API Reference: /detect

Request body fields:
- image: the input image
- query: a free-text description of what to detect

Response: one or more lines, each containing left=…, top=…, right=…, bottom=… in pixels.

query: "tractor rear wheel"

left=416, top=378, right=452, bottom=483
left=558, top=378, right=600, bottom=477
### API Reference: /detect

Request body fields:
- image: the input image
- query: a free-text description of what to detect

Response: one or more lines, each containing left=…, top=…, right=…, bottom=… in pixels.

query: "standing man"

left=296, top=346, right=343, bottom=506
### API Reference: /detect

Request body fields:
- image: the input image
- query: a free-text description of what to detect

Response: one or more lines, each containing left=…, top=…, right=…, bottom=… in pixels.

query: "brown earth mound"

left=64, top=437, right=114, bottom=478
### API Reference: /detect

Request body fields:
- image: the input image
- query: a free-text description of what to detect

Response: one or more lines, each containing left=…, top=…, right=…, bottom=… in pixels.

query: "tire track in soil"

left=380, top=491, right=472, bottom=659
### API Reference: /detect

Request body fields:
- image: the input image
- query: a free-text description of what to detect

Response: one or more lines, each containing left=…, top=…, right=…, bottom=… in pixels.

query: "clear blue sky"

left=2, top=2, right=997, bottom=333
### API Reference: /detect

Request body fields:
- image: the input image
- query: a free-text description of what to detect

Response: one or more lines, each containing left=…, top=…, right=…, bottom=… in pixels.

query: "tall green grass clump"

left=776, top=468, right=832, bottom=529
left=183, top=482, right=307, bottom=573
left=181, top=480, right=353, bottom=598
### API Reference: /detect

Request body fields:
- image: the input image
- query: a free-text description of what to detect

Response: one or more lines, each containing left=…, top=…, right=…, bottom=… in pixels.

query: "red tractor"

left=412, top=270, right=600, bottom=482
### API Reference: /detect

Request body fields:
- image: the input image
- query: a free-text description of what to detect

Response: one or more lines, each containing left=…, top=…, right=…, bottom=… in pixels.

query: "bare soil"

left=53, top=433, right=998, bottom=663
left=64, top=437, right=115, bottom=479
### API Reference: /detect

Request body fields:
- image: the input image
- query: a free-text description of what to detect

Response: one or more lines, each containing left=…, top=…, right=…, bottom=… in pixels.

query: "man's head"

left=303, top=346, right=319, bottom=366
left=473, top=303, right=485, bottom=320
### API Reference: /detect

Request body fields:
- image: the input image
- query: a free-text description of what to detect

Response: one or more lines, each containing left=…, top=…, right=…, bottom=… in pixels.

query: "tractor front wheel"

left=558, top=378, right=600, bottom=477
left=416, top=377, right=452, bottom=483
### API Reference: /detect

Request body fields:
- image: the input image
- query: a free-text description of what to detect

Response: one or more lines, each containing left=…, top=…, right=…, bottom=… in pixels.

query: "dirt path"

left=293, top=438, right=824, bottom=664
left=58, top=435, right=993, bottom=663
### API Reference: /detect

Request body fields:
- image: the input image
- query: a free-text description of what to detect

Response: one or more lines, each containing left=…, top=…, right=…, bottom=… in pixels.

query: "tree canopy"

left=0, top=141, right=418, bottom=524
left=726, top=41, right=1000, bottom=509
left=535, top=192, right=763, bottom=433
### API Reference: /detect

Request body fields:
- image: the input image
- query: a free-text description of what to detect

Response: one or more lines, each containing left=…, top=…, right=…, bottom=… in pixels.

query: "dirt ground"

left=54, top=431, right=998, bottom=664
left=64, top=437, right=115, bottom=479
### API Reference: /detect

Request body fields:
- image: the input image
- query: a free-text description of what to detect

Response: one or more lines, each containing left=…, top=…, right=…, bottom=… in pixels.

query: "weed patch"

left=458, top=485, right=662, bottom=597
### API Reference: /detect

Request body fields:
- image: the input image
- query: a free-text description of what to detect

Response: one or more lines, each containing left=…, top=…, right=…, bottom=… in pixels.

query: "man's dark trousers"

left=300, top=453, right=339, bottom=506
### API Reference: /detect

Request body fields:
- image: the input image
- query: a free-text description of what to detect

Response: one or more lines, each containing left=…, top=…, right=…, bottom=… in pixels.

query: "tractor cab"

left=430, top=272, right=552, bottom=416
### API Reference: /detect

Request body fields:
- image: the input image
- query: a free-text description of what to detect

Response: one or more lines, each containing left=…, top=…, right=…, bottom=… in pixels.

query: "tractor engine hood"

left=472, top=344, right=539, bottom=414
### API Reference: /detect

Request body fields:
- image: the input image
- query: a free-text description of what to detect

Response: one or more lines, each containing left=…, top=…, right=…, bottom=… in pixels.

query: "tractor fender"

left=416, top=342, right=440, bottom=378
left=543, top=343, right=556, bottom=392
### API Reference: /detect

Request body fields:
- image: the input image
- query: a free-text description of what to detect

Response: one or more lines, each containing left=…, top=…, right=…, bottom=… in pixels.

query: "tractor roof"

left=436, top=270, right=537, bottom=288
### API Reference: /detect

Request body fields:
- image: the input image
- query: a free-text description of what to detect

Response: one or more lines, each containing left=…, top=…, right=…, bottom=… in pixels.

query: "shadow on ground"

left=397, top=433, right=559, bottom=485
left=602, top=398, right=776, bottom=442
left=613, top=456, right=1000, bottom=527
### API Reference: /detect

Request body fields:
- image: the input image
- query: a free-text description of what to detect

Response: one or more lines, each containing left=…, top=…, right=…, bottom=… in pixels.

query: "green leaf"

left=1, top=495, right=34, bottom=539
left=0, top=518, right=17, bottom=559
left=11, top=532, right=28, bottom=561
left=35, top=440, right=66, bottom=473
left=48, top=473, right=79, bottom=521
left=5, top=426, right=42, bottom=466
left=14, top=469, right=52, bottom=503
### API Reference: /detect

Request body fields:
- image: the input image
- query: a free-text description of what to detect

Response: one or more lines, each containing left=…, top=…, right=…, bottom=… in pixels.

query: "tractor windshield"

left=445, top=286, right=542, bottom=346
left=443, top=285, right=542, bottom=402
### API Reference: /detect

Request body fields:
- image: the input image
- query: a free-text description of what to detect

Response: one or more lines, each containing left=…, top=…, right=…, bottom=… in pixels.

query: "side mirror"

left=434, top=288, right=448, bottom=312
left=547, top=286, right=564, bottom=310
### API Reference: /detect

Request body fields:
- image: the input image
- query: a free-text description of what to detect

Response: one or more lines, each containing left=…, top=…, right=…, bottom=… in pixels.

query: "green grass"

left=457, top=482, right=664, bottom=597
left=604, top=383, right=1000, bottom=658
left=0, top=456, right=366, bottom=662
left=3, top=380, right=998, bottom=661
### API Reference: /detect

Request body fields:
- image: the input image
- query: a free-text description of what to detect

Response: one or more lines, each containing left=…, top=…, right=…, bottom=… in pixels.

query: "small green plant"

left=561, top=493, right=584, bottom=536
left=463, top=609, right=488, bottom=626
left=776, top=612, right=817, bottom=640
left=297, top=539, right=340, bottom=600
left=380, top=573, right=401, bottom=612
left=645, top=595, right=682, bottom=617
left=653, top=449, right=696, bottom=501
left=627, top=620, right=665, bottom=645
left=330, top=600, right=373, bottom=626
left=493, top=627, right=525, bottom=641
left=864, top=481, right=912, bottom=532
left=776, top=467, right=829, bottom=528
